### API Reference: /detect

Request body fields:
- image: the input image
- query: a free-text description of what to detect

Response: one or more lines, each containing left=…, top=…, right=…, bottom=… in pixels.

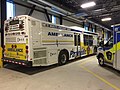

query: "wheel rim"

left=99, top=58, right=104, bottom=65
left=61, top=54, right=67, bottom=64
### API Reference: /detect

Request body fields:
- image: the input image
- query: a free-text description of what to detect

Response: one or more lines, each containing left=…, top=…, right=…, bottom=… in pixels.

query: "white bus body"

left=3, top=15, right=98, bottom=67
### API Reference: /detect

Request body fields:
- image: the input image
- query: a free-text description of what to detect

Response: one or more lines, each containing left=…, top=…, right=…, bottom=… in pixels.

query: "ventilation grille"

left=34, top=58, right=47, bottom=64
left=34, top=50, right=46, bottom=58
left=6, top=37, right=16, bottom=42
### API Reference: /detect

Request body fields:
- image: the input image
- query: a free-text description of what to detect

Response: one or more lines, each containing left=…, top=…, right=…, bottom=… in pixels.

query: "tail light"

left=3, top=45, right=6, bottom=51
left=11, top=45, right=14, bottom=48
left=26, top=50, right=28, bottom=54
left=5, top=23, right=9, bottom=31
left=5, top=26, right=9, bottom=31
left=19, top=24, right=24, bottom=29
left=21, top=32, right=26, bottom=35
left=15, top=45, right=17, bottom=48
left=26, top=46, right=29, bottom=54
left=26, top=46, right=28, bottom=49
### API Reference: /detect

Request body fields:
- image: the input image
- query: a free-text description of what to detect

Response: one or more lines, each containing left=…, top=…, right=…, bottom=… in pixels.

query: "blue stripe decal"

left=104, top=47, right=112, bottom=50
left=113, top=26, right=120, bottom=44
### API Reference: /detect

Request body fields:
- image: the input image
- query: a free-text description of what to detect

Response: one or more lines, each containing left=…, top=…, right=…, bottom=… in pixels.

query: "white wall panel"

left=15, top=4, right=29, bottom=16
left=31, top=11, right=47, bottom=21
left=63, top=19, right=82, bottom=27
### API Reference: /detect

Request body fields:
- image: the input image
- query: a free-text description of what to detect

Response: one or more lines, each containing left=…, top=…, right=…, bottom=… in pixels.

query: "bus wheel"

left=58, top=51, right=68, bottom=65
left=98, top=57, right=104, bottom=66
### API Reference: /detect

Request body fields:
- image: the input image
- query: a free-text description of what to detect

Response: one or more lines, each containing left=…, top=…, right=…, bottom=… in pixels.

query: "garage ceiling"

left=44, top=0, right=120, bottom=30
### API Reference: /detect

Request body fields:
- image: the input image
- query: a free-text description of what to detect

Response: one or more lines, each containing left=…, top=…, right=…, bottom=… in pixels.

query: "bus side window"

left=84, top=35, right=89, bottom=46
left=89, top=35, right=93, bottom=46
left=84, top=35, right=93, bottom=46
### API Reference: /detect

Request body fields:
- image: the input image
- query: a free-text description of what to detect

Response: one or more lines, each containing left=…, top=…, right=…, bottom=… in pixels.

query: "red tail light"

left=3, top=45, right=5, bottom=48
left=5, top=26, right=8, bottom=31
left=26, top=46, right=28, bottom=49
left=3, top=45, right=6, bottom=51
left=19, top=24, right=24, bottom=29
left=26, top=50, right=28, bottom=54
left=21, top=32, right=26, bottom=34
left=26, top=46, right=29, bottom=54
left=13, top=33, right=15, bottom=35
left=15, top=45, right=17, bottom=48
left=11, top=45, right=14, bottom=48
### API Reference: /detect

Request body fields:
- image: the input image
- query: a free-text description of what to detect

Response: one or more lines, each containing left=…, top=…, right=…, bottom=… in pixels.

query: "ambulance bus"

left=97, top=24, right=120, bottom=70
left=3, top=15, right=98, bottom=67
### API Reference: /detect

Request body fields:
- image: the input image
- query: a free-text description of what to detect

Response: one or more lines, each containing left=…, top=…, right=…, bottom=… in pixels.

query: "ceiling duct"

left=37, top=0, right=73, bottom=15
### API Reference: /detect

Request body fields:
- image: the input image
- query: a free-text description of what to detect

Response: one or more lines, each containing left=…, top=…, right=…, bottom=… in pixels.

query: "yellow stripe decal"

left=80, top=60, right=120, bottom=90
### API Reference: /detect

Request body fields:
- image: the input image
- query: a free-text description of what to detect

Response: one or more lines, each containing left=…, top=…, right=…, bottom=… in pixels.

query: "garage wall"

left=15, top=3, right=83, bottom=27
left=63, top=19, right=82, bottom=27
left=31, top=10, right=47, bottom=21
left=15, top=4, right=47, bottom=21
left=15, top=4, right=29, bottom=15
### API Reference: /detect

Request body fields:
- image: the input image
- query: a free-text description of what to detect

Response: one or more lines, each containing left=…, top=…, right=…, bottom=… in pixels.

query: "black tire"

left=98, top=57, right=104, bottom=66
left=58, top=51, right=68, bottom=65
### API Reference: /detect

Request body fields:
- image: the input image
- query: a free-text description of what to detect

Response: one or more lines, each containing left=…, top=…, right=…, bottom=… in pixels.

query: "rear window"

left=10, top=20, right=19, bottom=25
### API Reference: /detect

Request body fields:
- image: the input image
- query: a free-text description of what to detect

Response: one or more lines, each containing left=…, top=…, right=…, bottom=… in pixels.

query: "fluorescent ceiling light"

left=81, top=2, right=96, bottom=8
left=101, top=17, right=112, bottom=21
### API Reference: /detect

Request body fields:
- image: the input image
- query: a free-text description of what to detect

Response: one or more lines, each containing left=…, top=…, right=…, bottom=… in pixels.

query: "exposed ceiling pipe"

left=27, top=0, right=83, bottom=23
left=37, top=0, right=73, bottom=15
left=27, top=0, right=66, bottom=16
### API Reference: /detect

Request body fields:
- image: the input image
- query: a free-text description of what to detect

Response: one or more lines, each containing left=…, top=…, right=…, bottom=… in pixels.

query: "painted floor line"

left=80, top=59, right=95, bottom=65
left=80, top=59, right=120, bottom=90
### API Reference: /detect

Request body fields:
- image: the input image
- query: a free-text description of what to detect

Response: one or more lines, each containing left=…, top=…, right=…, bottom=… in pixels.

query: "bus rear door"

left=74, top=33, right=81, bottom=57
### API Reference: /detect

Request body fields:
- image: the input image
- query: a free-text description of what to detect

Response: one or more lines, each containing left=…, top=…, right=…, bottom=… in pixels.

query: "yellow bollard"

left=0, top=47, right=3, bottom=68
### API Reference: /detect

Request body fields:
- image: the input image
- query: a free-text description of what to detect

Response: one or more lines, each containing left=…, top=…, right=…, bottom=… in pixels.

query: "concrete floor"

left=0, top=56, right=120, bottom=90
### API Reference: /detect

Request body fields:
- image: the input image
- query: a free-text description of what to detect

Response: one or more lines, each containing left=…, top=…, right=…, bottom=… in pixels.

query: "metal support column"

left=102, top=28, right=104, bottom=44
left=28, top=5, right=36, bottom=16
left=1, top=0, right=6, bottom=48
left=44, top=9, right=51, bottom=22
left=82, top=22, right=84, bottom=28
left=60, top=15, right=62, bottom=25
left=88, top=23, right=90, bottom=31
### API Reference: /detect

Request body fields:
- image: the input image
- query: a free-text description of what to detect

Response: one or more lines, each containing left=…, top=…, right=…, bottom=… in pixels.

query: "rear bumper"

left=2, top=57, right=32, bottom=67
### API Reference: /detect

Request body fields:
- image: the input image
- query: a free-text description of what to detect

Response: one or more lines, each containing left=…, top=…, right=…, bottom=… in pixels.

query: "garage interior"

left=0, top=0, right=120, bottom=90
